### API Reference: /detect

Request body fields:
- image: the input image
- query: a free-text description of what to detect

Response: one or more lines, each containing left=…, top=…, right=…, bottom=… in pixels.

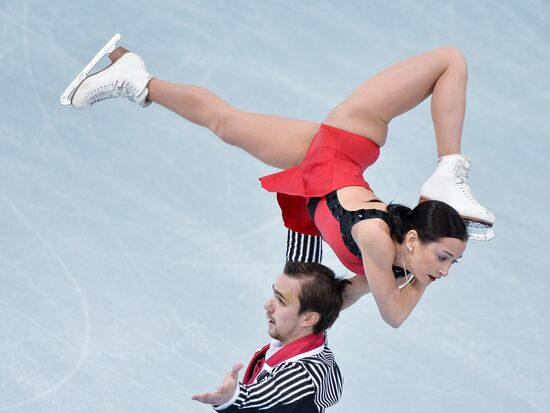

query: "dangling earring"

left=400, top=253, right=415, bottom=291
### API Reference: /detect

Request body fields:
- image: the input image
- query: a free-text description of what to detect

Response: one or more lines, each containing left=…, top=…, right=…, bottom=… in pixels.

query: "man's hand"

left=192, top=363, right=244, bottom=406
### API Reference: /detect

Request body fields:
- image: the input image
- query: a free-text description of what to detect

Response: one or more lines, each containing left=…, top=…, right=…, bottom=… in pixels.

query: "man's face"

left=264, top=273, right=311, bottom=346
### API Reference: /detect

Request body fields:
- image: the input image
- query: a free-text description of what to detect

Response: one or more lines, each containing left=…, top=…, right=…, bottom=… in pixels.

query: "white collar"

left=265, top=339, right=283, bottom=360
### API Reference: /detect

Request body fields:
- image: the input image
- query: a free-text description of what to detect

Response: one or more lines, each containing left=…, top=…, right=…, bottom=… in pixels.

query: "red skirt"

left=260, top=123, right=380, bottom=236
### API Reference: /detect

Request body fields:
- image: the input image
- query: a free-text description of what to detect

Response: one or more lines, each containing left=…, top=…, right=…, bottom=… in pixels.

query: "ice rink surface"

left=1, top=1, right=549, bottom=412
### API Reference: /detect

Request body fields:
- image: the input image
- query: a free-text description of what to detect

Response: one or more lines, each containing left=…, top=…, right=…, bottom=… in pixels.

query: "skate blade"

left=464, top=220, right=495, bottom=241
left=59, top=33, right=122, bottom=105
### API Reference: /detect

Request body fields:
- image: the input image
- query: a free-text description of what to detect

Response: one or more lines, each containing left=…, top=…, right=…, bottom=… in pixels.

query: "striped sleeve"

left=215, top=363, right=316, bottom=412
left=286, top=229, right=323, bottom=263
left=302, top=351, right=344, bottom=411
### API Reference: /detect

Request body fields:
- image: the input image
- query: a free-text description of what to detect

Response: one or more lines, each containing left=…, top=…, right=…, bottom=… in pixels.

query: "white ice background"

left=1, top=1, right=549, bottom=412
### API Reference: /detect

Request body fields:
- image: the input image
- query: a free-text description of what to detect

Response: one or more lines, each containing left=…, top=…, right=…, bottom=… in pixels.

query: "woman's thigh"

left=217, top=108, right=320, bottom=169
left=324, top=48, right=461, bottom=146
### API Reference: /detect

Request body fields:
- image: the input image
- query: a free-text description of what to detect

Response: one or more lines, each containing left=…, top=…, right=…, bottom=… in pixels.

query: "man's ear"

left=302, top=312, right=320, bottom=329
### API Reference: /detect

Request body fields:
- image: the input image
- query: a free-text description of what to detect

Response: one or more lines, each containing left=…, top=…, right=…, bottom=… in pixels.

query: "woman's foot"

left=420, top=154, right=495, bottom=240
left=60, top=34, right=154, bottom=109
left=71, top=47, right=154, bottom=108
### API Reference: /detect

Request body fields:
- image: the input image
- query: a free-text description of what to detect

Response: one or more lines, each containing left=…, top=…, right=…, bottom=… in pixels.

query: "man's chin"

left=267, top=329, right=280, bottom=340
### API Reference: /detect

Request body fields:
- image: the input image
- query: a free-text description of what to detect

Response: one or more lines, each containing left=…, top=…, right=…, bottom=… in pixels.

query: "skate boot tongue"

left=453, top=156, right=470, bottom=185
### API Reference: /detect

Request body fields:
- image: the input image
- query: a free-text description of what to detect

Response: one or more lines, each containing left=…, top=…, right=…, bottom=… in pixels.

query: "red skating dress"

left=260, top=124, right=381, bottom=274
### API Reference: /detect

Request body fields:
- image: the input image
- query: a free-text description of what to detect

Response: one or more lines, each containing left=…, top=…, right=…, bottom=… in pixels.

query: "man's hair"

left=283, top=261, right=351, bottom=334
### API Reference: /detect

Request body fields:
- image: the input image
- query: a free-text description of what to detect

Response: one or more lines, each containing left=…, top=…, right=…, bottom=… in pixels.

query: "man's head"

left=264, top=262, right=350, bottom=345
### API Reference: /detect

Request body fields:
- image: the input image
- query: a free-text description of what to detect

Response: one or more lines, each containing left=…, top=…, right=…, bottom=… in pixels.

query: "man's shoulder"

left=300, top=346, right=339, bottom=371
left=278, top=346, right=340, bottom=380
left=269, top=348, right=333, bottom=372
left=278, top=346, right=344, bottom=406
left=266, top=346, right=344, bottom=409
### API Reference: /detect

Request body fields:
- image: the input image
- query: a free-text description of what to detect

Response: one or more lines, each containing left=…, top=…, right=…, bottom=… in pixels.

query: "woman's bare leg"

left=324, top=47, right=467, bottom=157
left=147, top=79, right=320, bottom=169
left=325, top=48, right=494, bottom=229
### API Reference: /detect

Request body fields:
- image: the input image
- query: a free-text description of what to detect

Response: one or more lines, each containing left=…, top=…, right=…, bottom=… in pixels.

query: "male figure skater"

left=192, top=261, right=350, bottom=412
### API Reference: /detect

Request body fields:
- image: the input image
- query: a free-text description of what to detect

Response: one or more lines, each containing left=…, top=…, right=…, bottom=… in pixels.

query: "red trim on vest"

left=242, top=343, right=270, bottom=385
left=242, top=333, right=325, bottom=385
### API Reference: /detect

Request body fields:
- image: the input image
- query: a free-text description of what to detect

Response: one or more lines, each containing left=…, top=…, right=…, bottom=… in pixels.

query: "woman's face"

left=409, top=237, right=467, bottom=285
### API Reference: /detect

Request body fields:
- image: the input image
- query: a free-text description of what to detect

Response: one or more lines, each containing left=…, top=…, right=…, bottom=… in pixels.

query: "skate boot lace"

left=88, top=80, right=138, bottom=105
left=454, top=159, right=482, bottom=207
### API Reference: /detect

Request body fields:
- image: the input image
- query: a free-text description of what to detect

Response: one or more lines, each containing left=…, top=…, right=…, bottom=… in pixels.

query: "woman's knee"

left=434, top=47, right=468, bottom=78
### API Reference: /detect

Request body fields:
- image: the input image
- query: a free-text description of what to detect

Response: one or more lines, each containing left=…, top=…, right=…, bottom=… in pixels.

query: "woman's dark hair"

left=386, top=200, right=468, bottom=244
left=283, top=261, right=351, bottom=334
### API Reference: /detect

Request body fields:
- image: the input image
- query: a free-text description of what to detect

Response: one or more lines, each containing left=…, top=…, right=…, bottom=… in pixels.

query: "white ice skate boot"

left=420, top=154, right=495, bottom=241
left=60, top=33, right=154, bottom=109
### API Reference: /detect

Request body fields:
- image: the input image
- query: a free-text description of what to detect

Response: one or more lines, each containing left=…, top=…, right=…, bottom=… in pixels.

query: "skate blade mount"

left=59, top=33, right=122, bottom=105
left=464, top=220, right=495, bottom=241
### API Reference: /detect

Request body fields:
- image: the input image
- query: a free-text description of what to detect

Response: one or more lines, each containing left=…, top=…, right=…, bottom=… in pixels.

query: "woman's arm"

left=354, top=222, right=428, bottom=328
left=341, top=275, right=371, bottom=310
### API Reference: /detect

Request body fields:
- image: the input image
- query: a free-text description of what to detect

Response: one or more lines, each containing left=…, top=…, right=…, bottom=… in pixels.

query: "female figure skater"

left=62, top=35, right=494, bottom=327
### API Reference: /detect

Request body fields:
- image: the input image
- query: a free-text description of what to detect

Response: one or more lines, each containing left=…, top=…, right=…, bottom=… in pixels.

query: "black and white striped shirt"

left=286, top=229, right=323, bottom=263
left=215, top=334, right=343, bottom=412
